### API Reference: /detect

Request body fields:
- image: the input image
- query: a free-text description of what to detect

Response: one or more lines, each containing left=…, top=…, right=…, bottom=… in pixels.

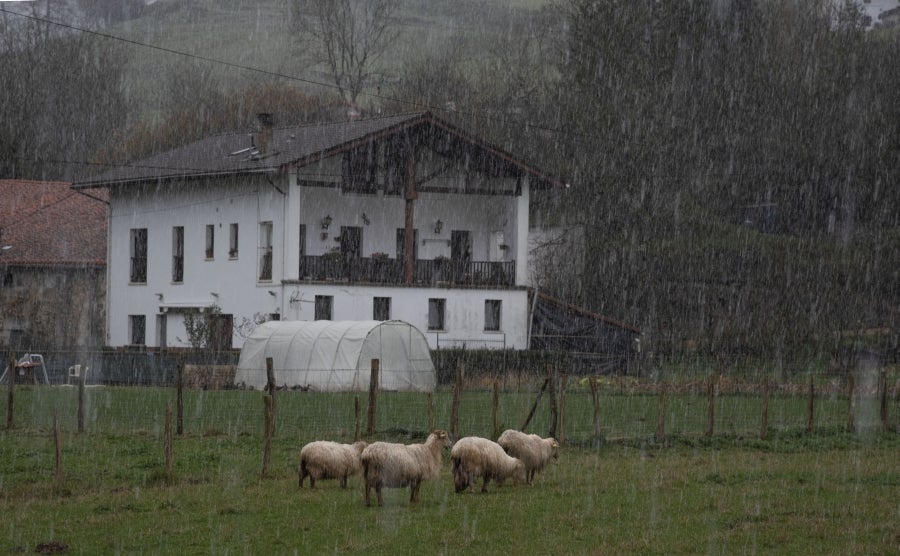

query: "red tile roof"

left=0, top=180, right=107, bottom=266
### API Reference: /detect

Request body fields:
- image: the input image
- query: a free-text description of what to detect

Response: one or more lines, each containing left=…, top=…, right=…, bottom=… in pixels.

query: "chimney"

left=256, top=112, right=274, bottom=155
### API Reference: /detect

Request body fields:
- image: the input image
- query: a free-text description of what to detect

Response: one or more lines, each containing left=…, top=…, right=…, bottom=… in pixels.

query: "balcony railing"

left=299, top=256, right=515, bottom=287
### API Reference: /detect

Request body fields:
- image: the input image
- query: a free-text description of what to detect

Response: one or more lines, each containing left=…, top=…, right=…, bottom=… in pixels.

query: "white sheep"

left=497, top=429, right=559, bottom=485
left=360, top=430, right=451, bottom=506
left=298, top=440, right=368, bottom=489
left=450, top=436, right=526, bottom=493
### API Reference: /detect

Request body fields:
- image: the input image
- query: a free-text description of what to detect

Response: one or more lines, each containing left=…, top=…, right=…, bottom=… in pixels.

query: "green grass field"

left=2, top=385, right=898, bottom=554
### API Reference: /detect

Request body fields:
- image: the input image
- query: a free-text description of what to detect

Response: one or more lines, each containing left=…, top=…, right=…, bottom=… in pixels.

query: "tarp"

left=234, top=320, right=436, bottom=392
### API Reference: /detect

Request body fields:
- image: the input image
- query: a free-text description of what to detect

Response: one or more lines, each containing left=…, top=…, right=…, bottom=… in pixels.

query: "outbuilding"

left=234, top=320, right=436, bottom=392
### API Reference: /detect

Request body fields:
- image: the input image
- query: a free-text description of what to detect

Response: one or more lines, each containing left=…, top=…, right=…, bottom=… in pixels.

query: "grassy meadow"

left=1, top=384, right=898, bottom=554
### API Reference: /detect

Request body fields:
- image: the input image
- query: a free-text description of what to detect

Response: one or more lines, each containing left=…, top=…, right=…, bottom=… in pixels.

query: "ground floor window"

left=129, top=315, right=146, bottom=345
left=373, top=297, right=391, bottom=321
left=484, top=299, right=501, bottom=331
left=315, top=295, right=333, bottom=320
left=428, top=298, right=445, bottom=331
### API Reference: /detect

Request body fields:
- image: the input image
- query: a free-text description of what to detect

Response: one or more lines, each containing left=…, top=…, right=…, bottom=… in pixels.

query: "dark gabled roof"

left=73, top=111, right=566, bottom=190
left=0, top=180, right=107, bottom=266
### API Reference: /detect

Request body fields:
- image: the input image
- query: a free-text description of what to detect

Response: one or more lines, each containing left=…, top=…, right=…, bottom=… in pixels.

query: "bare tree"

left=292, top=0, right=400, bottom=105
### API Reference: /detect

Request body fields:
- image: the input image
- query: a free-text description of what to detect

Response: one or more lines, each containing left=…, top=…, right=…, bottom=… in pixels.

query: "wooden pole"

left=164, top=402, right=174, bottom=482
left=589, top=377, right=602, bottom=447
left=261, top=395, right=274, bottom=477
left=354, top=396, right=361, bottom=441
left=427, top=392, right=434, bottom=433
left=6, top=353, right=14, bottom=430
left=520, top=377, right=549, bottom=432
left=366, top=359, right=379, bottom=436
left=760, top=376, right=770, bottom=440
left=806, top=373, right=815, bottom=434
left=492, top=380, right=500, bottom=439
left=176, top=362, right=184, bottom=436
left=449, top=361, right=464, bottom=441
left=656, top=382, right=667, bottom=444
left=53, top=410, right=62, bottom=486
left=77, top=365, right=85, bottom=434
left=558, top=372, right=568, bottom=445
left=547, top=365, right=558, bottom=439
left=265, top=357, right=277, bottom=422
left=705, top=374, right=716, bottom=438
left=846, top=373, right=855, bottom=433
left=879, top=369, right=888, bottom=433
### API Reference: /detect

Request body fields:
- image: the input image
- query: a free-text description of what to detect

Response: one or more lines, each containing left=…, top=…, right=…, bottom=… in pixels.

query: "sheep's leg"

left=299, top=463, right=307, bottom=488
left=339, top=475, right=347, bottom=488
left=409, top=480, right=420, bottom=503
left=481, top=475, right=490, bottom=493
left=364, top=480, right=372, bottom=506
left=376, top=481, right=384, bottom=506
left=309, top=475, right=316, bottom=489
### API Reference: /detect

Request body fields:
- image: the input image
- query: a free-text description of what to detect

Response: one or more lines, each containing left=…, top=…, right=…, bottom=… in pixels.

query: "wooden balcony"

left=298, top=256, right=515, bottom=287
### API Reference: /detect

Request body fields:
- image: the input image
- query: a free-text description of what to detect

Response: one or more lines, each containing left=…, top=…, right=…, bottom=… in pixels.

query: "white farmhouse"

left=74, top=111, right=569, bottom=352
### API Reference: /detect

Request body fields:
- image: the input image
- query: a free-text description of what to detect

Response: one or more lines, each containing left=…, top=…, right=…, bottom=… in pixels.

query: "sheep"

left=497, top=429, right=559, bottom=485
left=298, top=440, right=368, bottom=489
left=450, top=436, right=526, bottom=493
left=360, top=429, right=451, bottom=506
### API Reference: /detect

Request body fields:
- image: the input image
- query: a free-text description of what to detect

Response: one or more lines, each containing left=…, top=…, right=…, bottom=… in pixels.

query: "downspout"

left=403, top=144, right=417, bottom=284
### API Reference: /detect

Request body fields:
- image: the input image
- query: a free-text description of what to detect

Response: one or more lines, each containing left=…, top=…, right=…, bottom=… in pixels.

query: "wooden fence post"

left=879, top=369, right=888, bottom=433
left=705, top=374, right=716, bottom=438
left=760, top=376, right=770, bottom=440
left=806, top=373, right=815, bottom=434
left=559, top=372, right=568, bottom=445
left=656, top=382, right=667, bottom=444
left=354, top=396, right=361, bottom=441
left=77, top=365, right=86, bottom=434
left=449, top=362, right=464, bottom=441
left=53, top=410, right=62, bottom=487
left=492, top=381, right=500, bottom=439
left=176, top=362, right=184, bottom=436
left=265, top=357, right=277, bottom=422
left=520, top=377, right=549, bottom=432
left=366, top=359, right=379, bottom=436
left=846, top=373, right=855, bottom=433
left=427, top=392, right=434, bottom=433
left=6, top=353, right=14, bottom=430
left=589, top=377, right=602, bottom=447
left=164, top=402, right=174, bottom=483
left=547, top=365, right=558, bottom=439
left=261, top=395, right=274, bottom=477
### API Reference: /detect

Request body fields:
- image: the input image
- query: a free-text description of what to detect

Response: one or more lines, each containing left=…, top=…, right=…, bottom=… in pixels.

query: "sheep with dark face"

left=497, top=429, right=559, bottom=484
left=298, top=440, right=368, bottom=489
left=451, top=436, right=526, bottom=493
left=360, top=430, right=451, bottom=506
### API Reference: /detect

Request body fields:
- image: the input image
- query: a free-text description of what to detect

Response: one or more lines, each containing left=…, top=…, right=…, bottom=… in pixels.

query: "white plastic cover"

left=234, top=320, right=436, bottom=392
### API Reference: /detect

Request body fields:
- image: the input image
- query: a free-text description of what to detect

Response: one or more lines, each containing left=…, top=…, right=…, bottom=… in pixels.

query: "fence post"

left=427, top=392, right=434, bottom=433
left=655, top=382, right=667, bottom=444
left=806, top=373, right=815, bottom=434
left=261, top=395, right=274, bottom=477
left=449, top=361, right=464, bottom=441
left=165, top=402, right=174, bottom=483
left=366, top=359, right=379, bottom=436
left=492, top=380, right=500, bottom=439
left=879, top=369, right=888, bottom=433
left=176, top=362, right=184, bottom=436
left=846, top=372, right=855, bottom=433
left=558, top=372, right=567, bottom=445
left=520, top=377, right=549, bottom=432
left=705, top=374, right=716, bottom=438
left=77, top=365, right=86, bottom=434
left=547, top=365, right=558, bottom=439
left=265, top=357, right=277, bottom=425
left=6, top=353, right=14, bottom=430
left=589, top=377, right=602, bottom=447
left=354, top=396, right=361, bottom=441
left=53, top=410, right=62, bottom=487
left=760, top=376, right=770, bottom=440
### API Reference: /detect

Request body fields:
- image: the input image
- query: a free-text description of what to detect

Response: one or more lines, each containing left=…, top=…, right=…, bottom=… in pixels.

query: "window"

left=129, top=315, right=146, bottom=345
left=428, top=298, right=445, bottom=331
left=172, top=226, right=184, bottom=282
left=485, top=299, right=502, bottom=331
left=315, top=295, right=333, bottom=320
left=259, top=221, right=273, bottom=281
left=395, top=228, right=418, bottom=261
left=130, top=228, right=147, bottom=283
left=205, top=224, right=215, bottom=259
left=229, top=223, right=239, bottom=258
left=373, top=297, right=391, bottom=321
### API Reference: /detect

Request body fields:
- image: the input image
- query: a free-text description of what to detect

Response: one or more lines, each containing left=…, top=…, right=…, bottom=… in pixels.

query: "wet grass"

left=1, top=427, right=897, bottom=554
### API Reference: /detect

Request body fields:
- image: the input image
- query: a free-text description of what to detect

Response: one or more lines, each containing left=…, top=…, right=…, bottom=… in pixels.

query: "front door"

left=451, top=230, right=472, bottom=281
left=341, top=226, right=362, bottom=279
